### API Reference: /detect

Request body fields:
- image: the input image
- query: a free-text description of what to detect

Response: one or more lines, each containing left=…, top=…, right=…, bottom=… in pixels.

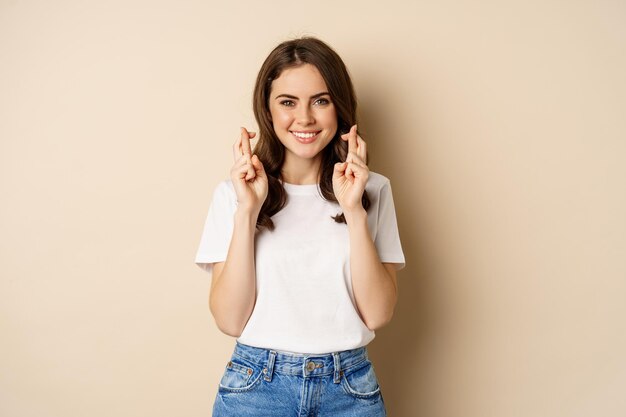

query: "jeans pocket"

left=341, top=360, right=382, bottom=399
left=218, top=357, right=264, bottom=393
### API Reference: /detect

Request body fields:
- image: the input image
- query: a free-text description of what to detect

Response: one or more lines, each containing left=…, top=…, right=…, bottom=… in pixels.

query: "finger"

left=347, top=124, right=358, bottom=158
left=347, top=162, right=369, bottom=179
left=346, top=151, right=366, bottom=167
left=333, top=161, right=347, bottom=177
left=345, top=163, right=354, bottom=178
left=235, top=153, right=253, bottom=181
left=233, top=153, right=249, bottom=168
left=340, top=128, right=353, bottom=146
left=251, top=154, right=266, bottom=179
left=232, top=152, right=257, bottom=181
left=356, top=135, right=367, bottom=162
left=243, top=154, right=255, bottom=181
left=235, top=159, right=254, bottom=180
left=240, top=127, right=253, bottom=156
left=232, top=130, right=255, bottom=161
left=348, top=161, right=367, bottom=173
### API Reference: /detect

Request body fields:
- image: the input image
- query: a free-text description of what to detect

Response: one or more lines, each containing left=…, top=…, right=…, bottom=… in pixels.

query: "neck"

left=280, top=154, right=321, bottom=185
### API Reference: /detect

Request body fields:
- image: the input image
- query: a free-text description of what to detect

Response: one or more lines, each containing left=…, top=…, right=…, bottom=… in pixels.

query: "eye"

left=315, top=98, right=330, bottom=105
left=280, top=100, right=295, bottom=107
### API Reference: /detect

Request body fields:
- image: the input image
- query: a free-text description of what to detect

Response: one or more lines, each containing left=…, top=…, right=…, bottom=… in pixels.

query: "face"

left=268, top=63, right=338, bottom=165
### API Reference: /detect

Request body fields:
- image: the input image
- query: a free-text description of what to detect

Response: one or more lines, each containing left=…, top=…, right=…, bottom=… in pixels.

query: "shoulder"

left=365, top=171, right=391, bottom=193
left=216, top=178, right=235, bottom=193
left=212, top=179, right=237, bottom=202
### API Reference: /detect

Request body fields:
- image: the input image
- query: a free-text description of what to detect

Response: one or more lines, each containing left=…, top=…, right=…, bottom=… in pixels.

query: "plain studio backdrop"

left=1, top=1, right=625, bottom=416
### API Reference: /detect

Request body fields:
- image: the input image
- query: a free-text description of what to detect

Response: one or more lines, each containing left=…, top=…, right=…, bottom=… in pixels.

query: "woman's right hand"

left=230, top=127, right=268, bottom=216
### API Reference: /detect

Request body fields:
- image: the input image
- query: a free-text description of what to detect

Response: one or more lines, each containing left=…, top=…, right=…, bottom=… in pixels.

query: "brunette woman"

left=195, top=36, right=405, bottom=417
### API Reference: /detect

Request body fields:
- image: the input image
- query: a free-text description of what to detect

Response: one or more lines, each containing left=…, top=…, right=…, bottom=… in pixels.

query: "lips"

left=290, top=130, right=321, bottom=144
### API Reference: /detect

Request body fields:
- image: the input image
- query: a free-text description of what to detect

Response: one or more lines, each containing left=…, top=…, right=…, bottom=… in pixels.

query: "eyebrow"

left=274, top=92, right=330, bottom=100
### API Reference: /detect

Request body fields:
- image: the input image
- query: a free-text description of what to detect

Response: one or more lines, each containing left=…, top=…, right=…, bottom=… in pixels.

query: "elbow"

left=215, top=320, right=243, bottom=337
left=211, top=309, right=244, bottom=337
left=209, top=302, right=244, bottom=337
left=364, top=294, right=398, bottom=331
left=365, top=310, right=395, bottom=331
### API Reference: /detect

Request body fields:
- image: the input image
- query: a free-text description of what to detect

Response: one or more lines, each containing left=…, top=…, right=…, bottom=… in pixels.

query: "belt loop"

left=333, top=352, right=342, bottom=384
left=264, top=350, right=276, bottom=382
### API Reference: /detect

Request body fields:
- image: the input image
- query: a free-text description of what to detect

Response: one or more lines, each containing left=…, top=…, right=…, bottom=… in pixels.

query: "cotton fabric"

left=195, top=171, right=405, bottom=354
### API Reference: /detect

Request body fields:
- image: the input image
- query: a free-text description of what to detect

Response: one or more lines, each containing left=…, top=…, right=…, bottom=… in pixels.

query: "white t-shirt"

left=194, top=171, right=405, bottom=354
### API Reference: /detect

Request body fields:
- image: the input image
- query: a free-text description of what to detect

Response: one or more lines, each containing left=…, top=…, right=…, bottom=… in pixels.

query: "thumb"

left=333, top=161, right=347, bottom=175
left=251, top=154, right=266, bottom=177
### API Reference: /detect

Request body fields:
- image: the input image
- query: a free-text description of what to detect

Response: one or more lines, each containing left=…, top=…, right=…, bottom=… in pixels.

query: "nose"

left=296, top=105, right=314, bottom=125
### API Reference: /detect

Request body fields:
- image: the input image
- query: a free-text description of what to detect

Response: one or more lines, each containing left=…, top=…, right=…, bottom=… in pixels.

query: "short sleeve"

left=374, top=179, right=406, bottom=270
left=194, top=180, right=237, bottom=275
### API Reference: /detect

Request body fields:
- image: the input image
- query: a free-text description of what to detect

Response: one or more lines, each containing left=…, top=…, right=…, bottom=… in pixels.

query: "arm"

left=209, top=208, right=258, bottom=337
left=209, top=127, right=267, bottom=337
left=345, top=209, right=398, bottom=330
left=333, top=124, right=399, bottom=331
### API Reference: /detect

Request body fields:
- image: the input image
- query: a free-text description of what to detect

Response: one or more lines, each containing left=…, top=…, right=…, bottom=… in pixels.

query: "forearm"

left=209, top=208, right=258, bottom=336
left=345, top=208, right=398, bottom=330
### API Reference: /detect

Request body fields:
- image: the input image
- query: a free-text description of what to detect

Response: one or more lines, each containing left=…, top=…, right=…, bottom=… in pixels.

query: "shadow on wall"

left=357, top=73, right=441, bottom=416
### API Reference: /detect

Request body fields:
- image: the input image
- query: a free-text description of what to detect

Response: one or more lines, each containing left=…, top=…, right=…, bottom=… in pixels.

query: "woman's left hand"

left=332, top=124, right=369, bottom=213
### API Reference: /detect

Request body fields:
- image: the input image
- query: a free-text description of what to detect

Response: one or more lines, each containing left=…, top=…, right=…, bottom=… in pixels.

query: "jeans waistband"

left=232, top=341, right=369, bottom=383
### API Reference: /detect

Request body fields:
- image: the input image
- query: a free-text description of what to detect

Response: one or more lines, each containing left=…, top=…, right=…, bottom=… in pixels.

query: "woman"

left=195, top=36, right=405, bottom=417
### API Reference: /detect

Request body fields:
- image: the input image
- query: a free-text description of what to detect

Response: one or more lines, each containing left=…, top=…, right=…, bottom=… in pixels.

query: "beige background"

left=1, top=0, right=625, bottom=416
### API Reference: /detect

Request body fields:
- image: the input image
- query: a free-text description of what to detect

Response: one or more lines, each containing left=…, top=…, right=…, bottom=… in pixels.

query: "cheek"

left=319, top=109, right=338, bottom=127
left=322, top=115, right=338, bottom=135
left=269, top=108, right=291, bottom=126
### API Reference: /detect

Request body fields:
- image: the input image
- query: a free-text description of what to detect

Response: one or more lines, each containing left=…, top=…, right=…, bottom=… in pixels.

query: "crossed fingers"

left=233, top=127, right=255, bottom=160
left=341, top=124, right=367, bottom=178
left=232, top=127, right=256, bottom=180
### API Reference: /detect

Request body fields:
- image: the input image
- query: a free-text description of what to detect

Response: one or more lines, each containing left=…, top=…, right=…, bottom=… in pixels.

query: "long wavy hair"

left=252, top=36, right=371, bottom=231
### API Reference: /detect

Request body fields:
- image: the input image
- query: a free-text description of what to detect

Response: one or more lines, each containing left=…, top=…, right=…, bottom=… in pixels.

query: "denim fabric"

left=212, top=341, right=386, bottom=417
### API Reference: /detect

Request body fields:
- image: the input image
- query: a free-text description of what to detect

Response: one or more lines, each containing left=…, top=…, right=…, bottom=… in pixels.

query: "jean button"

left=306, top=362, right=316, bottom=371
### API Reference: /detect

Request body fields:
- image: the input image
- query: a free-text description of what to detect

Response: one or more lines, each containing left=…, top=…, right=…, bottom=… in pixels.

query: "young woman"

left=195, top=36, right=405, bottom=417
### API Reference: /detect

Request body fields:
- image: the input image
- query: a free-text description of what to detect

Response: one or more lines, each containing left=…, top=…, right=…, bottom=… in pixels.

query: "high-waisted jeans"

left=212, top=341, right=387, bottom=417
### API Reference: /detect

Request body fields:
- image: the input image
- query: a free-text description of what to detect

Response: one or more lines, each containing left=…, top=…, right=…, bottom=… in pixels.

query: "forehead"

left=270, top=64, right=328, bottom=96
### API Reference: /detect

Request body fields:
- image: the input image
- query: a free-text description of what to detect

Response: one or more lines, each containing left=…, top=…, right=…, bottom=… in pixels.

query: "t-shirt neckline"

left=281, top=181, right=320, bottom=195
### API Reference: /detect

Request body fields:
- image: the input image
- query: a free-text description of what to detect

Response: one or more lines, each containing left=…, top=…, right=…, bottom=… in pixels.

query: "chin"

left=281, top=140, right=330, bottom=160
left=293, top=149, right=323, bottom=160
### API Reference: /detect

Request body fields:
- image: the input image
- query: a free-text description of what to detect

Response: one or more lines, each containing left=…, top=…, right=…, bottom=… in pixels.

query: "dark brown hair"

left=252, top=36, right=370, bottom=231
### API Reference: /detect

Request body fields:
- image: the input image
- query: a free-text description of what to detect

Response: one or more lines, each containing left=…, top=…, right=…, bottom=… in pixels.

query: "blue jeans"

left=212, top=341, right=387, bottom=417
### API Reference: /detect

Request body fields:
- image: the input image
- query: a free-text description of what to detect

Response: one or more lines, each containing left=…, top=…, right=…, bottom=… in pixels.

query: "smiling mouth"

left=290, top=130, right=321, bottom=143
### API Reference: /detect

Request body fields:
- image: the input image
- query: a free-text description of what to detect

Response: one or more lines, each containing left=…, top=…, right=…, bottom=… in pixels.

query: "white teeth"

left=291, top=131, right=318, bottom=138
